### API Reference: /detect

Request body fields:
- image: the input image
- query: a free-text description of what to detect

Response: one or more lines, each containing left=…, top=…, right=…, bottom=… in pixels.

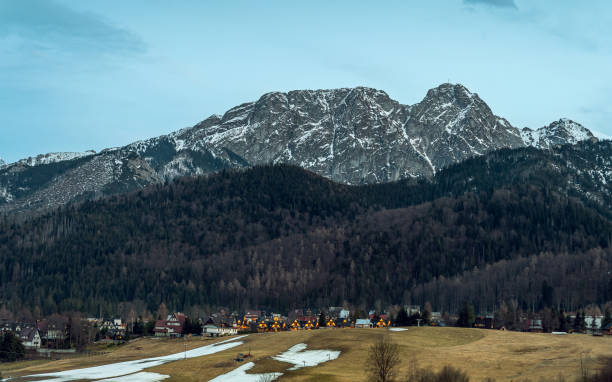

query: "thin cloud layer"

left=464, top=0, right=518, bottom=9
left=0, top=0, right=145, bottom=54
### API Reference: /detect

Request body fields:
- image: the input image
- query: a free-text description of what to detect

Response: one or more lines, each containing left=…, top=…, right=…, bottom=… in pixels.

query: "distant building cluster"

left=1, top=304, right=610, bottom=358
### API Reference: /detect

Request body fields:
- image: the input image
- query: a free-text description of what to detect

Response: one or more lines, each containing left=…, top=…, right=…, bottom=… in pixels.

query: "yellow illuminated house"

left=291, top=320, right=301, bottom=331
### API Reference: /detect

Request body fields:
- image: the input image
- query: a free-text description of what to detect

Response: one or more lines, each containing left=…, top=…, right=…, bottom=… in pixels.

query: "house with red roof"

left=153, top=313, right=186, bottom=337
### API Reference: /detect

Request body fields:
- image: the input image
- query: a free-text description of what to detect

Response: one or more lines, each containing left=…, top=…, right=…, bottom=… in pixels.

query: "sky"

left=1, top=0, right=611, bottom=163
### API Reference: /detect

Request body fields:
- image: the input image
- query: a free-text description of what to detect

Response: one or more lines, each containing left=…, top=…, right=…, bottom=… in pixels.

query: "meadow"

left=2, top=327, right=611, bottom=381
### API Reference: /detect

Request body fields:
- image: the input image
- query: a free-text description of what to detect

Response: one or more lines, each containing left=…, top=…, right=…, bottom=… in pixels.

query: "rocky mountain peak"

left=422, top=83, right=476, bottom=108
left=520, top=118, right=595, bottom=149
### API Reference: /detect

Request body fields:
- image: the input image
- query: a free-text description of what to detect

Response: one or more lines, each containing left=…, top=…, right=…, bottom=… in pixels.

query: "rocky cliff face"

left=0, top=83, right=598, bottom=213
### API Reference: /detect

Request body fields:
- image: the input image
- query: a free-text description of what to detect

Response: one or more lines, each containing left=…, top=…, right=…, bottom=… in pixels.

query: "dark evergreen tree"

left=422, top=308, right=432, bottom=325
left=395, top=308, right=409, bottom=326
left=603, top=309, right=612, bottom=330
left=318, top=312, right=326, bottom=328
left=558, top=310, right=568, bottom=332
left=132, top=319, right=144, bottom=336
left=573, top=311, right=584, bottom=332
left=144, top=321, right=155, bottom=336
left=541, top=281, right=554, bottom=308
left=0, top=332, right=25, bottom=362
left=457, top=303, right=475, bottom=328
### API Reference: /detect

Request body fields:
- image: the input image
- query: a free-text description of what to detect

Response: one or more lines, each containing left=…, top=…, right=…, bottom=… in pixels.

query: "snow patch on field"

left=211, top=342, right=340, bottom=381
left=388, top=328, right=408, bottom=332
left=272, top=343, right=340, bottom=370
left=208, top=362, right=283, bottom=382
left=24, top=335, right=247, bottom=381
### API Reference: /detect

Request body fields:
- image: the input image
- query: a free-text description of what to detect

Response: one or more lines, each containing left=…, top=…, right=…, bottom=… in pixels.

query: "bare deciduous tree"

left=257, top=373, right=277, bottom=382
left=366, top=336, right=400, bottom=382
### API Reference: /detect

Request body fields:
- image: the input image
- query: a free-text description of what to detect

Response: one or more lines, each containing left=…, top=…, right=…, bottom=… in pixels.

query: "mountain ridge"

left=0, top=83, right=599, bottom=213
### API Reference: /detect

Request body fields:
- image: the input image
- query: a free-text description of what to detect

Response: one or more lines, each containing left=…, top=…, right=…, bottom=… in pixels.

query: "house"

left=524, top=319, right=543, bottom=333
left=101, top=318, right=125, bottom=331
left=244, top=310, right=262, bottom=322
left=584, top=316, right=603, bottom=335
left=376, top=318, right=388, bottom=328
left=297, top=310, right=317, bottom=323
left=303, top=320, right=315, bottom=330
left=270, top=318, right=283, bottom=331
left=38, top=319, right=67, bottom=345
left=100, top=318, right=127, bottom=339
left=154, top=313, right=186, bottom=337
left=203, top=324, right=237, bottom=337
left=18, top=327, right=41, bottom=349
left=339, top=309, right=350, bottom=319
left=430, top=312, right=444, bottom=326
left=474, top=315, right=494, bottom=329
left=290, top=320, right=301, bottom=331
left=355, top=319, right=373, bottom=328
left=204, top=314, right=235, bottom=329
left=405, top=305, right=421, bottom=315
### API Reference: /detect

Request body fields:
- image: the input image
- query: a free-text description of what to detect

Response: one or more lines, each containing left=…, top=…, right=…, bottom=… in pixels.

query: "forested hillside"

left=0, top=142, right=610, bottom=316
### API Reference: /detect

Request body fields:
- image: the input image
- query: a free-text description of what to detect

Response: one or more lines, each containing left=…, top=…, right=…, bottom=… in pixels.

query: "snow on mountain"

left=170, top=83, right=526, bottom=184
left=15, top=151, right=96, bottom=167
left=0, top=157, right=5, bottom=167
left=0, top=84, right=600, bottom=213
left=521, top=119, right=595, bottom=149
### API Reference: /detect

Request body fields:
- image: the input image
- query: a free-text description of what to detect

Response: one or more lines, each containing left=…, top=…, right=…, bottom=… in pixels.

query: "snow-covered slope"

left=15, top=151, right=97, bottom=167
left=521, top=119, right=595, bottom=149
left=0, top=83, right=600, bottom=213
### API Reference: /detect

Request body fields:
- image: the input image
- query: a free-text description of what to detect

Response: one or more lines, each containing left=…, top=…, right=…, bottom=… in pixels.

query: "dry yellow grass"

left=3, top=328, right=612, bottom=382
left=0, top=336, right=228, bottom=378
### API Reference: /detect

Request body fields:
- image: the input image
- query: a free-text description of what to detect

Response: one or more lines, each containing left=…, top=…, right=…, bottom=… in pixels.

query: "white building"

left=19, top=327, right=41, bottom=349
left=585, top=315, right=603, bottom=334
left=203, top=325, right=238, bottom=337
left=355, top=319, right=373, bottom=328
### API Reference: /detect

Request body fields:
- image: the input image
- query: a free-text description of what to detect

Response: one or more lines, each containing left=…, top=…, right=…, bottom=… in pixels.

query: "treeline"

left=411, top=248, right=612, bottom=314
left=0, top=142, right=610, bottom=316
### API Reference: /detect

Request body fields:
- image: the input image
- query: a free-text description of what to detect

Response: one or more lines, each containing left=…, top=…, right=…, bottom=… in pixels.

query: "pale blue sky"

left=1, top=0, right=611, bottom=162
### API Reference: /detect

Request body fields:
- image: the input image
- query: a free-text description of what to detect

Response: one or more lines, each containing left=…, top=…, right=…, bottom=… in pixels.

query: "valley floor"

left=2, top=327, right=612, bottom=381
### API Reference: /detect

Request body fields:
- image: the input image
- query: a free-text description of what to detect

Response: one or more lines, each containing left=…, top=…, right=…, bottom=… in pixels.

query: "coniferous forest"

left=0, top=142, right=611, bottom=317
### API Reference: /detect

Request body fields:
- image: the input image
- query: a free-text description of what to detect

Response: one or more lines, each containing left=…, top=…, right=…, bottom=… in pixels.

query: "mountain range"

left=0, top=83, right=597, bottom=214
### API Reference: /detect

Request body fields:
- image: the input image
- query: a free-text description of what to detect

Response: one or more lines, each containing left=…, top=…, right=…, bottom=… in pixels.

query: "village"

left=1, top=304, right=611, bottom=361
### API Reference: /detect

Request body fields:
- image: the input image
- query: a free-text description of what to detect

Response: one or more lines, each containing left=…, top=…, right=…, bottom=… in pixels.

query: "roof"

left=19, top=327, right=39, bottom=341
left=169, top=313, right=186, bottom=325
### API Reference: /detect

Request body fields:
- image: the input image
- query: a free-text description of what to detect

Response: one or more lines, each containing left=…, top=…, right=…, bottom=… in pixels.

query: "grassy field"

left=2, top=328, right=612, bottom=381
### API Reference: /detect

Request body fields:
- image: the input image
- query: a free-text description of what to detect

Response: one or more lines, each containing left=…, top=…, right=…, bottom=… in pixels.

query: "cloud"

left=0, top=0, right=145, bottom=55
left=463, top=0, right=518, bottom=9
